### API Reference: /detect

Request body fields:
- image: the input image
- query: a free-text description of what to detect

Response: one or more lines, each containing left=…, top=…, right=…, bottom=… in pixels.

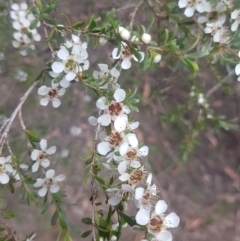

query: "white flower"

left=70, top=126, right=82, bottom=136
left=96, top=89, right=130, bottom=131
left=231, top=9, right=240, bottom=32
left=52, top=46, right=89, bottom=82
left=178, top=0, right=211, bottom=17
left=99, top=37, right=107, bottom=45
left=0, top=156, right=13, bottom=184
left=34, top=169, right=65, bottom=197
left=31, top=139, right=56, bottom=172
left=153, top=54, right=162, bottom=63
left=198, top=93, right=205, bottom=104
left=15, top=69, right=28, bottom=82
left=112, top=43, right=145, bottom=69
left=93, top=63, right=120, bottom=89
left=106, top=184, right=135, bottom=206
left=11, top=164, right=28, bottom=181
left=38, top=81, right=65, bottom=108
left=141, top=33, right=152, bottom=44
left=135, top=200, right=180, bottom=235
left=118, top=26, right=131, bottom=41
left=198, top=2, right=226, bottom=24
left=135, top=184, right=158, bottom=210
left=49, top=71, right=70, bottom=88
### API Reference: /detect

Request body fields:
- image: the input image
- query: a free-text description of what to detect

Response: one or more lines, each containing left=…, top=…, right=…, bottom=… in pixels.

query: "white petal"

left=50, top=184, right=60, bottom=193
left=155, top=200, right=168, bottom=215
left=112, top=48, right=121, bottom=59
left=0, top=173, right=10, bottom=184
left=88, top=116, right=98, bottom=126
left=130, top=161, right=141, bottom=169
left=38, top=187, right=48, bottom=197
left=119, top=173, right=129, bottom=182
left=118, top=161, right=127, bottom=174
left=121, top=58, right=132, bottom=69
left=34, top=178, right=44, bottom=187
left=11, top=3, right=19, bottom=11
left=20, top=164, right=28, bottom=170
left=46, top=169, right=55, bottom=178
left=49, top=71, right=59, bottom=78
left=127, top=133, right=138, bottom=148
left=110, top=68, right=120, bottom=78
left=40, top=97, right=49, bottom=106
left=164, top=212, right=180, bottom=228
left=184, top=7, right=195, bottom=17
left=32, top=161, right=40, bottom=172
left=114, top=89, right=126, bottom=102
left=231, top=21, right=239, bottom=32
left=41, top=159, right=50, bottom=168
left=146, top=173, right=152, bottom=185
left=52, top=98, right=61, bottom=108
left=52, top=62, right=64, bottom=73
left=60, top=78, right=70, bottom=88
left=138, top=146, right=149, bottom=156
left=156, top=231, right=172, bottom=241
left=122, top=184, right=134, bottom=193
left=40, top=139, right=47, bottom=150
left=231, top=10, right=239, bottom=19
left=216, top=2, right=226, bottom=13
left=66, top=72, right=76, bottom=81
left=196, top=3, right=204, bottom=13
left=178, top=0, right=187, bottom=8
left=57, top=47, right=69, bottom=60
left=119, top=142, right=129, bottom=156
left=114, top=116, right=127, bottom=132
left=108, top=196, right=121, bottom=206
left=97, top=142, right=111, bottom=155
left=38, top=86, right=49, bottom=95
left=96, top=96, right=107, bottom=110
left=98, top=64, right=108, bottom=72
left=98, top=114, right=111, bottom=126
left=235, top=64, right=240, bottom=75
left=31, top=149, right=39, bottom=160
left=58, top=88, right=65, bottom=96
left=197, top=16, right=207, bottom=23
left=55, top=174, right=65, bottom=182
left=135, top=209, right=150, bottom=226
left=135, top=187, right=144, bottom=200
left=129, top=121, right=139, bottom=130
left=46, top=146, right=56, bottom=155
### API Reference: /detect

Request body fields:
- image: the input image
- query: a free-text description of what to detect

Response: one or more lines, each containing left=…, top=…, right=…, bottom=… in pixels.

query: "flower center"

left=48, top=89, right=58, bottom=98
left=38, top=151, right=47, bottom=161
left=45, top=178, right=54, bottom=187
left=21, top=27, right=28, bottom=34
left=148, top=216, right=163, bottom=234
left=208, top=11, right=219, bottom=21
left=126, top=149, right=137, bottom=160
left=109, top=132, right=123, bottom=147
left=65, top=59, right=77, bottom=71
left=0, top=164, right=5, bottom=172
left=108, top=102, right=123, bottom=116
left=122, top=46, right=132, bottom=58
left=128, top=169, right=144, bottom=186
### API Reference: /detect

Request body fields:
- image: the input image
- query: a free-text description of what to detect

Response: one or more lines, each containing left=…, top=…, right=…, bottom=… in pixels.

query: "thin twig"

left=129, top=0, right=145, bottom=28
left=206, top=69, right=235, bottom=97
left=0, top=80, right=40, bottom=153
left=18, top=107, right=26, bottom=130
left=0, top=119, right=9, bottom=134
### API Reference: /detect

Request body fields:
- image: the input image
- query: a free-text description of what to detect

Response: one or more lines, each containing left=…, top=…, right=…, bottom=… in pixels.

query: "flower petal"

left=31, top=149, right=39, bottom=160
left=96, top=96, right=107, bottom=110
left=38, top=187, right=48, bottom=197
left=121, top=58, right=132, bottom=69
left=135, top=209, right=150, bottom=226
left=46, top=146, right=56, bottom=155
left=50, top=184, right=60, bottom=193
left=52, top=98, right=61, bottom=108
left=164, top=212, right=180, bottom=228
left=38, top=86, right=49, bottom=95
left=98, top=114, right=111, bottom=126
left=135, top=187, right=144, bottom=200
left=118, top=161, right=127, bottom=174
left=156, top=231, right=173, bottom=241
left=97, top=142, right=111, bottom=155
left=40, top=97, right=49, bottom=106
left=52, top=62, right=65, bottom=74
left=88, top=116, right=98, bottom=126
left=55, top=174, right=66, bottom=182
left=32, top=161, right=40, bottom=172
left=119, top=142, right=129, bottom=156
left=114, top=89, right=126, bottom=102
left=46, top=169, right=55, bottom=178
left=57, top=47, right=69, bottom=60
left=0, top=173, right=10, bottom=184
left=155, top=200, right=168, bottom=215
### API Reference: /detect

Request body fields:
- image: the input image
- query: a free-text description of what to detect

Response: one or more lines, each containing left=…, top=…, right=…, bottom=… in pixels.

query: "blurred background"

left=0, top=0, right=240, bottom=241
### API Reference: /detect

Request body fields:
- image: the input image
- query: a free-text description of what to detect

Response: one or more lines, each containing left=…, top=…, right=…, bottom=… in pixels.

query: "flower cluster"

left=38, top=35, right=89, bottom=108
left=89, top=69, right=179, bottom=240
left=10, top=2, right=41, bottom=56
left=31, top=139, right=65, bottom=197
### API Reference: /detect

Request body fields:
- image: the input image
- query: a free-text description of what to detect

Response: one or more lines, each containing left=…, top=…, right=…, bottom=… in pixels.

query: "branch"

left=0, top=80, right=40, bottom=153
left=129, top=0, right=145, bottom=28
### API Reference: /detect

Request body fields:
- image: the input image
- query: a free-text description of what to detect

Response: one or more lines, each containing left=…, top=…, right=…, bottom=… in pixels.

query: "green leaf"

left=60, top=216, right=68, bottom=230
left=81, top=230, right=91, bottom=238
left=43, top=16, right=57, bottom=26
left=86, top=15, right=97, bottom=31
left=35, top=0, right=43, bottom=11
left=25, top=129, right=40, bottom=143
left=100, top=11, right=107, bottom=22
left=64, top=232, right=72, bottom=241
left=51, top=210, right=59, bottom=226
left=180, top=57, right=199, bottom=74
left=30, top=19, right=39, bottom=30
left=164, top=29, right=169, bottom=44
left=186, top=50, right=209, bottom=59
left=44, top=4, right=55, bottom=14
left=82, top=217, right=92, bottom=225
left=1, top=211, right=15, bottom=219
left=129, top=45, right=142, bottom=62
left=8, top=180, right=15, bottom=193
left=68, top=222, right=81, bottom=236
left=119, top=212, right=135, bottom=227
left=94, top=175, right=106, bottom=186
left=72, top=21, right=85, bottom=30
left=47, top=28, right=55, bottom=42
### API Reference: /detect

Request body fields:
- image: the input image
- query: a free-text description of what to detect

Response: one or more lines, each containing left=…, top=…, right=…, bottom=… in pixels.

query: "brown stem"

left=129, top=0, right=145, bottom=28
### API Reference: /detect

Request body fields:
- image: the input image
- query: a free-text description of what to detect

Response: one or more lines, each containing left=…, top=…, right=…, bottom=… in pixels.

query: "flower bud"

left=118, top=26, right=130, bottom=41
left=99, top=37, right=107, bottom=46
left=141, top=33, right=152, bottom=44
left=153, top=54, right=162, bottom=63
